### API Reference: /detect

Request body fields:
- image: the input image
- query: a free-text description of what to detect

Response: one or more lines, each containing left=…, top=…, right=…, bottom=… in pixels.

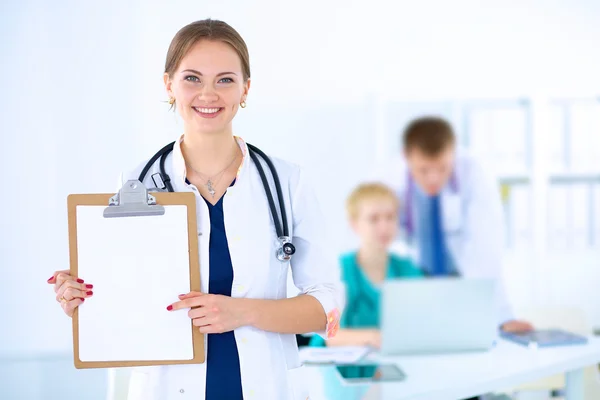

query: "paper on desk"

left=299, top=346, right=372, bottom=364
left=76, top=205, right=194, bottom=362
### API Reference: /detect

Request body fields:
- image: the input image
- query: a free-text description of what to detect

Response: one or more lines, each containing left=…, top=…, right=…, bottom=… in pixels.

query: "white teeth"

left=194, top=107, right=220, bottom=114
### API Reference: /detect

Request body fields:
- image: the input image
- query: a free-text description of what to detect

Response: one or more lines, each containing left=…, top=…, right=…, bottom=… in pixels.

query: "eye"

left=184, top=75, right=200, bottom=82
left=219, top=77, right=234, bottom=83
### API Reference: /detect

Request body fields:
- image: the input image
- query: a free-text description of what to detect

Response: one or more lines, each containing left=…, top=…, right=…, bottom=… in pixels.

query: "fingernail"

left=86, top=291, right=93, bottom=296
left=179, top=294, right=186, bottom=297
left=77, top=279, right=84, bottom=284
left=167, top=305, right=173, bottom=311
left=47, top=276, right=54, bottom=282
left=80, top=298, right=85, bottom=302
left=85, top=284, right=94, bottom=289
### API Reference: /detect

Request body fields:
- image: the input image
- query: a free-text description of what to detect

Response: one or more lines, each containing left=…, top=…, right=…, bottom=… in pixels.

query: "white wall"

left=1, top=0, right=600, bottom=362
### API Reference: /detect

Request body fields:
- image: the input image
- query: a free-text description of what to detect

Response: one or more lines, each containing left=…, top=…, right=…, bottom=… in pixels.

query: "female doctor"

left=47, top=19, right=342, bottom=400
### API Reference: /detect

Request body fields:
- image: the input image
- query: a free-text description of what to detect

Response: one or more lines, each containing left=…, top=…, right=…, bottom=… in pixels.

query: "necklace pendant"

left=207, top=180, right=216, bottom=198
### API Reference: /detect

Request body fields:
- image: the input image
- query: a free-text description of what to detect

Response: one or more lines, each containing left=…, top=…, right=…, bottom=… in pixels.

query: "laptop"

left=380, top=278, right=498, bottom=355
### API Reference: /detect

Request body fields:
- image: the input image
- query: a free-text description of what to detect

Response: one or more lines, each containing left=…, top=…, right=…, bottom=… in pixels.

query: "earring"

left=168, top=97, right=175, bottom=105
left=240, top=101, right=247, bottom=108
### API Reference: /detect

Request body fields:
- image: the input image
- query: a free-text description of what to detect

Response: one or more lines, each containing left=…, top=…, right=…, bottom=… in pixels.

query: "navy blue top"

left=203, top=192, right=243, bottom=400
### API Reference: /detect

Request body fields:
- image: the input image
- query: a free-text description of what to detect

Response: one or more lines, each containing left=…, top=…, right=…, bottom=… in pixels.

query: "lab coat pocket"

left=287, top=365, right=310, bottom=400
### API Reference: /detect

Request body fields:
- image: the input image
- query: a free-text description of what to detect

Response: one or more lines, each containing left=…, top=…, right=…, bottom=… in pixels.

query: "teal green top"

left=309, top=251, right=423, bottom=347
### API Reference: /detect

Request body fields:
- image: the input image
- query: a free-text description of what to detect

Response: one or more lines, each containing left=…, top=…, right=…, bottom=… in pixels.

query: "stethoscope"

left=400, top=170, right=459, bottom=239
left=138, top=141, right=296, bottom=263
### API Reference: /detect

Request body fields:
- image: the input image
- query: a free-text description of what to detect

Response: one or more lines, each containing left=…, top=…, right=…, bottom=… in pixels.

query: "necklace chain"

left=186, top=152, right=239, bottom=198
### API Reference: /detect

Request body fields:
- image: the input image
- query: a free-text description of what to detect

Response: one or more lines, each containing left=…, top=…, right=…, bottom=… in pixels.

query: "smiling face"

left=164, top=40, right=250, bottom=136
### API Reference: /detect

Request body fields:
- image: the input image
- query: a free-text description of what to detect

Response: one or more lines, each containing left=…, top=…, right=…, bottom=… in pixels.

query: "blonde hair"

left=346, top=183, right=400, bottom=220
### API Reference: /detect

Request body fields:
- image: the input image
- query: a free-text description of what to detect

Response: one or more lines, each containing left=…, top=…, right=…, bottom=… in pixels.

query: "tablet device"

left=334, top=363, right=406, bottom=383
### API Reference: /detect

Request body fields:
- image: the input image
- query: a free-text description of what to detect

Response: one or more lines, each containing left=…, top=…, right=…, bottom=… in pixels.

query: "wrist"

left=366, top=329, right=379, bottom=347
left=241, top=298, right=259, bottom=327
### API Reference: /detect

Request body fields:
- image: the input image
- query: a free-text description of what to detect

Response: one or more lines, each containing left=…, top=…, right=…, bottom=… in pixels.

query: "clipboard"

left=67, top=179, right=204, bottom=369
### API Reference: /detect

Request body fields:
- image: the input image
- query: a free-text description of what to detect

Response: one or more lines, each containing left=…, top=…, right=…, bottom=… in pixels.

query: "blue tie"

left=430, top=195, right=447, bottom=276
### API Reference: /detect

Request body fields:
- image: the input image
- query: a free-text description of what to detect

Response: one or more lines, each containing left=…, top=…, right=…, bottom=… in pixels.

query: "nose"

left=426, top=171, right=442, bottom=184
left=198, top=83, right=219, bottom=103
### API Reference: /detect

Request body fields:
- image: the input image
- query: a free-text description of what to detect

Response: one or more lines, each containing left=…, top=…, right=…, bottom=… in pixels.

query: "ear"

left=164, top=73, right=174, bottom=98
left=242, top=78, right=251, bottom=102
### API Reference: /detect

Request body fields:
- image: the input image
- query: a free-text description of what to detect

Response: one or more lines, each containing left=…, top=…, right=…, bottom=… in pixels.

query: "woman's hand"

left=47, top=270, right=94, bottom=317
left=168, top=292, right=251, bottom=334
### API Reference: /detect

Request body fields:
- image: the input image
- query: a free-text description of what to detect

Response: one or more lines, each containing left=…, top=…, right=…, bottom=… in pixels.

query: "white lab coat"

left=119, top=136, right=342, bottom=400
left=374, top=150, right=514, bottom=324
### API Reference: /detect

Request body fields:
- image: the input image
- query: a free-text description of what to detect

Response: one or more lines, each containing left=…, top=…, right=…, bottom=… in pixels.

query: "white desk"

left=305, top=337, right=600, bottom=400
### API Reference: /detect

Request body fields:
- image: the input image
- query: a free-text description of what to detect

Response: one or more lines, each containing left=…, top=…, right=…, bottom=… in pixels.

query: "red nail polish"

left=77, top=279, right=84, bottom=284
left=167, top=305, right=173, bottom=311
left=179, top=294, right=186, bottom=297
left=47, top=276, right=54, bottom=282
left=80, top=298, right=85, bottom=302
left=86, top=284, right=94, bottom=289
left=86, top=291, right=93, bottom=295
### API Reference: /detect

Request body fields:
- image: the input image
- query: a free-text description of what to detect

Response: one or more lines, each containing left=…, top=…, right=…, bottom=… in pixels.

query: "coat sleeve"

left=454, top=157, right=514, bottom=324
left=288, top=166, right=345, bottom=339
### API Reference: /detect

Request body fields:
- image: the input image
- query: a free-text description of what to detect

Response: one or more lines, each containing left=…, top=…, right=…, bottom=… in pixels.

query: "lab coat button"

left=179, top=389, right=184, bottom=393
left=232, top=284, right=244, bottom=294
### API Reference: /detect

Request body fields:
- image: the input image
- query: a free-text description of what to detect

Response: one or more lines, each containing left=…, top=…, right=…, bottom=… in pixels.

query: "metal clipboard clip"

left=103, top=180, right=165, bottom=218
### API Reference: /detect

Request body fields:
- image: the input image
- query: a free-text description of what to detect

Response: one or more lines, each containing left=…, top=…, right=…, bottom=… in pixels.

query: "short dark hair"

left=402, top=116, right=456, bottom=156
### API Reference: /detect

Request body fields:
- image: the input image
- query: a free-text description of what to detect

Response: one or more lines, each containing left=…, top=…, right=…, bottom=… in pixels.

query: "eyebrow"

left=181, top=69, right=238, bottom=77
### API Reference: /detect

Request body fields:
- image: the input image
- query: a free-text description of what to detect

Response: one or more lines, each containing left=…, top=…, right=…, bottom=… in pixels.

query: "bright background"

left=1, top=0, right=599, bottom=398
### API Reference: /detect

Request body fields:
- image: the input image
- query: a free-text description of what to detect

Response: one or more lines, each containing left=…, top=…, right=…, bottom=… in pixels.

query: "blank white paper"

left=76, top=205, right=194, bottom=362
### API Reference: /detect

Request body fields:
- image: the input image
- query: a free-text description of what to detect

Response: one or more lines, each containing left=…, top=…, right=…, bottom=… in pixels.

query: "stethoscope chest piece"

left=276, top=236, right=296, bottom=262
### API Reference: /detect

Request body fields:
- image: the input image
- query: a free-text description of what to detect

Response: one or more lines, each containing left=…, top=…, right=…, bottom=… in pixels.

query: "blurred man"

left=377, top=116, right=531, bottom=333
